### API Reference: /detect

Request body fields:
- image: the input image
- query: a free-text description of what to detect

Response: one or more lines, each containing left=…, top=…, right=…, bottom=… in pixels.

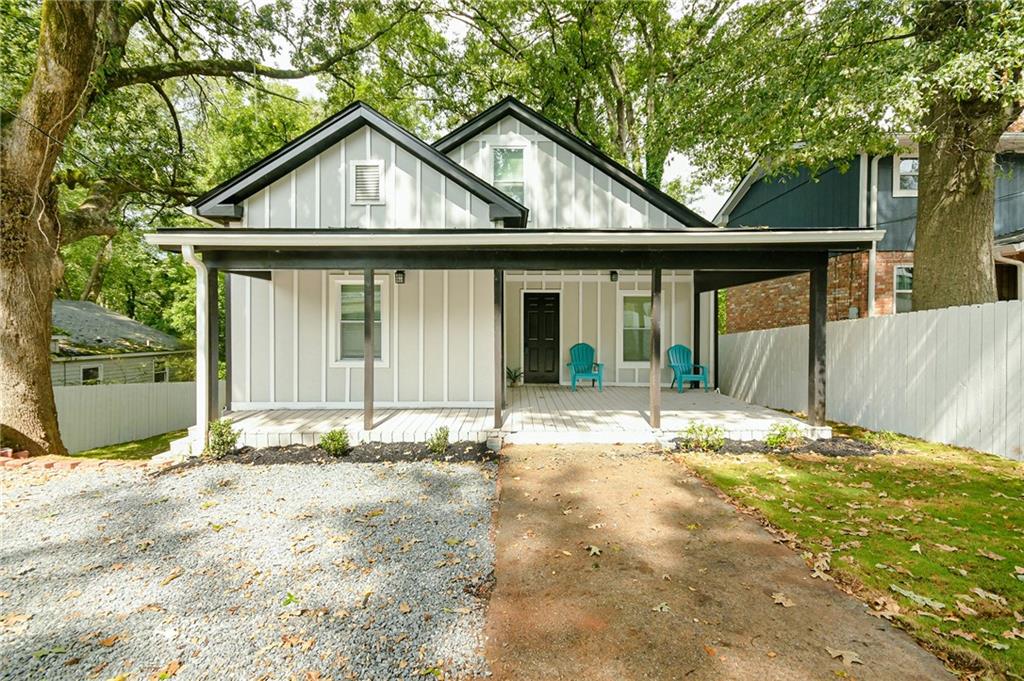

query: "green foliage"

left=506, top=366, right=523, bottom=386
left=426, top=426, right=450, bottom=456
left=204, top=419, right=239, bottom=459
left=864, top=430, right=902, bottom=454
left=318, top=428, right=351, bottom=456
left=73, top=429, right=186, bottom=461
left=764, top=423, right=804, bottom=450
left=678, top=422, right=725, bottom=452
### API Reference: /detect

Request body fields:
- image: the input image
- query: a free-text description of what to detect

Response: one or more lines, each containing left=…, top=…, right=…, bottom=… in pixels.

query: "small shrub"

left=205, top=419, right=239, bottom=458
left=678, top=422, right=725, bottom=451
left=863, top=429, right=901, bottom=454
left=506, top=366, right=524, bottom=387
left=426, top=426, right=450, bottom=455
left=764, top=423, right=804, bottom=450
left=318, top=429, right=351, bottom=456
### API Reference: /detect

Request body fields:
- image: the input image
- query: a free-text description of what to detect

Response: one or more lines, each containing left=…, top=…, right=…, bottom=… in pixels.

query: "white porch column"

left=182, top=244, right=209, bottom=450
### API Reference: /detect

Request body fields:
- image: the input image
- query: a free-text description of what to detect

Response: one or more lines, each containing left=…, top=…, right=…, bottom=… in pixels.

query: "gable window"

left=618, top=293, right=652, bottom=367
left=892, top=155, right=919, bottom=197
left=153, top=358, right=168, bottom=383
left=329, top=275, right=390, bottom=367
left=894, top=265, right=913, bottom=313
left=80, top=364, right=102, bottom=385
left=492, top=147, right=525, bottom=204
left=350, top=160, right=384, bottom=205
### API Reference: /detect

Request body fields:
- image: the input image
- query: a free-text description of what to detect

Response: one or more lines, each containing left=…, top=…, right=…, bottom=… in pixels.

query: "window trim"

left=892, top=154, right=919, bottom=198
left=80, top=364, right=103, bottom=385
left=328, top=274, right=391, bottom=368
left=349, top=159, right=386, bottom=206
left=490, top=144, right=527, bottom=206
left=616, top=290, right=662, bottom=369
left=893, top=264, right=913, bottom=314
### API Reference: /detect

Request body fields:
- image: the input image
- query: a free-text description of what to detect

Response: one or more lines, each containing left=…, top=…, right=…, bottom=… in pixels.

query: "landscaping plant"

left=204, top=419, right=239, bottom=459
left=678, top=422, right=725, bottom=452
left=318, top=429, right=351, bottom=456
left=426, top=426, right=450, bottom=455
left=764, top=423, right=803, bottom=450
left=506, top=366, right=524, bottom=387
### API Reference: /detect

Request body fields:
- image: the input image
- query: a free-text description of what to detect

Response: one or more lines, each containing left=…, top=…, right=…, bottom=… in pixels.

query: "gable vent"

left=351, top=160, right=383, bottom=204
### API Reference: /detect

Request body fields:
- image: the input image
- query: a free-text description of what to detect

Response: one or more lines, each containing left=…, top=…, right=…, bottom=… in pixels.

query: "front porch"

left=226, top=385, right=830, bottom=448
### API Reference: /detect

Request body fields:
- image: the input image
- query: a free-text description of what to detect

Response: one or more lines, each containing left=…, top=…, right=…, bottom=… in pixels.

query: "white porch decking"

left=226, top=385, right=829, bottom=448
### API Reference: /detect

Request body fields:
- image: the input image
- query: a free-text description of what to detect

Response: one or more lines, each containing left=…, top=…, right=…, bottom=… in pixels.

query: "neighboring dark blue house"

left=717, top=131, right=1024, bottom=331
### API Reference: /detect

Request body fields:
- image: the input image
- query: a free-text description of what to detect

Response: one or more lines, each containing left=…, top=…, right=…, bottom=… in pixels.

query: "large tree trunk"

left=0, top=1, right=107, bottom=456
left=912, top=95, right=1016, bottom=311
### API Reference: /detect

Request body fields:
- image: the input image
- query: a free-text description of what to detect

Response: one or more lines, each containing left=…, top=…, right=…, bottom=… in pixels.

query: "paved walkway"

left=485, top=445, right=953, bottom=680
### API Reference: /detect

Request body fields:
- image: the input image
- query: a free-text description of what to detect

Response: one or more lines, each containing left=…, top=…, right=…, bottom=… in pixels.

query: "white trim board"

left=327, top=273, right=392, bottom=368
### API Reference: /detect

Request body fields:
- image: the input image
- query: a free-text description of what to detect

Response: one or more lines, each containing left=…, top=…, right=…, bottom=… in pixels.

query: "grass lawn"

left=72, top=429, right=186, bottom=460
left=680, top=425, right=1024, bottom=680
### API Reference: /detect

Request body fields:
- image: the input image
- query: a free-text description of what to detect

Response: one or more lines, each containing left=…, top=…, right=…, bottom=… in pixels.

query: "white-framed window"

left=617, top=291, right=654, bottom=368
left=80, top=364, right=102, bottom=385
left=153, top=358, right=168, bottom=383
left=492, top=146, right=525, bottom=204
left=892, top=154, right=919, bottom=197
left=328, top=274, right=390, bottom=367
left=350, top=160, right=385, bottom=205
left=894, top=265, right=913, bottom=313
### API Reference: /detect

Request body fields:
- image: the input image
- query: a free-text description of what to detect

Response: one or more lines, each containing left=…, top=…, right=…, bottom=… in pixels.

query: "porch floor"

left=226, top=385, right=829, bottom=448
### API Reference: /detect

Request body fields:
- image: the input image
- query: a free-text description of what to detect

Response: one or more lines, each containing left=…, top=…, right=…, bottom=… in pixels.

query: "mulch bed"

left=677, top=436, right=888, bottom=458
left=160, top=441, right=495, bottom=474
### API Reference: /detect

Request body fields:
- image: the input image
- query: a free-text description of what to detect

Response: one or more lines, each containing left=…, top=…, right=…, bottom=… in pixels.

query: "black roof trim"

left=433, top=96, right=714, bottom=229
left=156, top=226, right=875, bottom=236
left=191, top=100, right=528, bottom=226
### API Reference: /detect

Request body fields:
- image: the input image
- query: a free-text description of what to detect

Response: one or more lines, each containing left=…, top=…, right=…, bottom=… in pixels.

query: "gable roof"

left=191, top=101, right=529, bottom=227
left=433, top=97, right=715, bottom=229
left=52, top=300, right=185, bottom=357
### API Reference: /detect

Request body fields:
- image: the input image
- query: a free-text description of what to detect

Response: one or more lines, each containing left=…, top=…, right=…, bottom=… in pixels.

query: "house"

left=715, top=123, right=1024, bottom=332
left=50, top=299, right=190, bottom=386
left=147, top=97, right=880, bottom=449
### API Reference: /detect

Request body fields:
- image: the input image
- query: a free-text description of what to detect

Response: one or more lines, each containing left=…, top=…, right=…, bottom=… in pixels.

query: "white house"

left=148, top=98, right=882, bottom=449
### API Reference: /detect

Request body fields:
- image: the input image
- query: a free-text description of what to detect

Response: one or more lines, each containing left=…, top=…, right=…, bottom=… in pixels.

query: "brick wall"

left=725, top=251, right=914, bottom=333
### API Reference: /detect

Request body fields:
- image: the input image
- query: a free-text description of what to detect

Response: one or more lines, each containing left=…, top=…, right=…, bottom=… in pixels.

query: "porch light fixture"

left=394, top=270, right=406, bottom=284
left=609, top=270, right=619, bottom=282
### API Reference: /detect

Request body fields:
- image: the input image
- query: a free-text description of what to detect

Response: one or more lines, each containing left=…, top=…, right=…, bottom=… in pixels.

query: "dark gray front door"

left=523, top=292, right=559, bottom=383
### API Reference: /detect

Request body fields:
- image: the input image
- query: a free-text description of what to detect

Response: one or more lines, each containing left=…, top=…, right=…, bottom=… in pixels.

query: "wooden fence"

left=55, top=381, right=224, bottom=453
left=720, top=300, right=1023, bottom=461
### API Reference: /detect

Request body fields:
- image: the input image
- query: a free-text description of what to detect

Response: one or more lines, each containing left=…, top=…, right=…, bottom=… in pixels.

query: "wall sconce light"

left=609, top=270, right=619, bottom=282
left=394, top=270, right=406, bottom=284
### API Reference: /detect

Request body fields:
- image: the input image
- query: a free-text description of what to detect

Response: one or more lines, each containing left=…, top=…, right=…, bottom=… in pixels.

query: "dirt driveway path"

left=484, top=445, right=953, bottom=680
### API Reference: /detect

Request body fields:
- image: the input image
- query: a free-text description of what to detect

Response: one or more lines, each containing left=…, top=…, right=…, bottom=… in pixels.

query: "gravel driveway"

left=0, top=460, right=496, bottom=680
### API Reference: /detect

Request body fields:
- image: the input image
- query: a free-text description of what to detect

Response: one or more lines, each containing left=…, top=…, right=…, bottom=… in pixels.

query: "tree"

left=0, top=0, right=420, bottom=456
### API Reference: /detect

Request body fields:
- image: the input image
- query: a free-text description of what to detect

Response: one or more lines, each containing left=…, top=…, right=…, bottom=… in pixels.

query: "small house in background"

left=51, top=300, right=191, bottom=386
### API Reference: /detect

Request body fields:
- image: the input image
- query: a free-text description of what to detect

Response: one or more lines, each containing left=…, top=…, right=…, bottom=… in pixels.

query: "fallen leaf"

left=652, top=602, right=670, bottom=612
left=977, top=549, right=1006, bottom=561
left=949, top=629, right=976, bottom=642
left=0, top=612, right=31, bottom=628
left=98, top=635, right=119, bottom=647
left=890, top=585, right=944, bottom=611
left=399, top=602, right=411, bottom=614
left=956, top=601, right=979, bottom=617
left=772, top=592, right=794, bottom=608
left=160, top=567, right=182, bottom=586
left=150, top=660, right=181, bottom=679
left=587, top=545, right=602, bottom=557
left=703, top=644, right=717, bottom=657
left=444, top=537, right=462, bottom=546
left=971, top=587, right=1007, bottom=607
left=910, top=543, right=922, bottom=554
left=933, top=543, right=959, bottom=553
left=825, top=647, right=863, bottom=666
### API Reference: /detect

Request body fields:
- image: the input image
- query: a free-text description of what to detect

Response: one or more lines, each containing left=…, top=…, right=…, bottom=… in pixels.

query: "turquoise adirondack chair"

left=668, top=344, right=708, bottom=393
left=566, top=343, right=604, bottom=391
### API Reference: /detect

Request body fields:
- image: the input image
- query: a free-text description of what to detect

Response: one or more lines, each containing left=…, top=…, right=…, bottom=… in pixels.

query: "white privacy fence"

left=721, top=300, right=1024, bottom=461
left=55, top=381, right=224, bottom=453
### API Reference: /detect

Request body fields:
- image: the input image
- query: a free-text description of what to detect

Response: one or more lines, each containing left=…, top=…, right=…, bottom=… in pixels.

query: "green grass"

left=72, top=429, right=186, bottom=461
left=681, top=425, right=1024, bottom=680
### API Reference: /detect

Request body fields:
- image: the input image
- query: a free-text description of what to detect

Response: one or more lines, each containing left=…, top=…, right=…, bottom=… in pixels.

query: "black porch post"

left=364, top=268, right=374, bottom=431
left=692, top=287, right=701, bottom=365
left=494, top=269, right=504, bottom=429
left=650, top=268, right=662, bottom=429
left=207, top=268, right=220, bottom=421
left=808, top=260, right=827, bottom=426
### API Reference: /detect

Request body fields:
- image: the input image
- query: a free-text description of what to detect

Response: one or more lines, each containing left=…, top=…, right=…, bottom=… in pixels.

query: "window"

left=492, top=147, right=525, bottom=204
left=329, top=275, right=390, bottom=367
left=350, top=160, right=384, bottom=205
left=80, top=365, right=101, bottom=385
left=894, top=265, right=913, bottom=313
left=892, top=154, right=919, bottom=197
left=619, top=294, right=652, bottom=366
left=153, top=358, right=168, bottom=383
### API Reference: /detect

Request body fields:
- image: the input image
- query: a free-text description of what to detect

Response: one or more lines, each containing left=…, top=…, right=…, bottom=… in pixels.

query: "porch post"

left=713, top=289, right=720, bottom=390
left=223, top=273, right=232, bottom=412
left=364, top=268, right=374, bottom=431
left=181, top=245, right=209, bottom=450
left=808, top=259, right=827, bottom=426
left=650, top=268, right=662, bottom=429
left=494, top=269, right=504, bottom=429
left=206, top=267, right=220, bottom=422
left=692, top=287, right=701, bottom=365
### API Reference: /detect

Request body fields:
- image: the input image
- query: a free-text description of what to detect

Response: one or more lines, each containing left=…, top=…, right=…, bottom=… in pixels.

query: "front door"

left=523, top=292, right=560, bottom=383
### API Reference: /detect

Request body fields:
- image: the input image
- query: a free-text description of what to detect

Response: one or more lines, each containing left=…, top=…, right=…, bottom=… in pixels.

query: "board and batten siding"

left=446, top=117, right=687, bottom=230
left=503, top=270, right=711, bottom=386
left=229, top=270, right=496, bottom=408
left=243, top=124, right=491, bottom=230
